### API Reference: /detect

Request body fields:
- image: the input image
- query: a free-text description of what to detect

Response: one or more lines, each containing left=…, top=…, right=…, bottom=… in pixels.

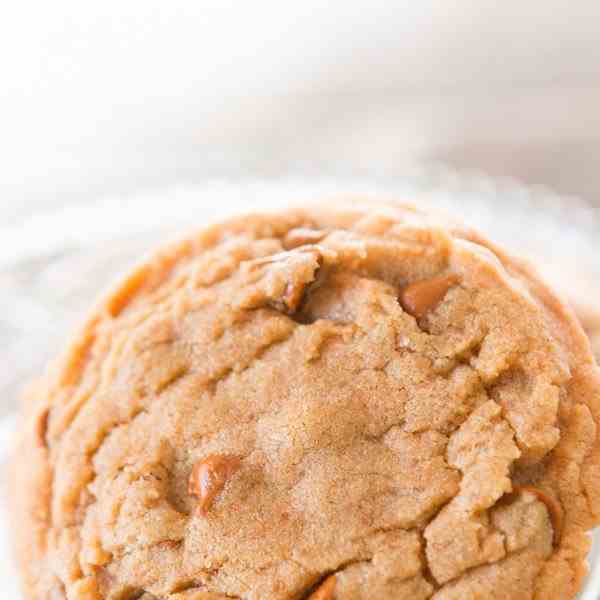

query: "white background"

left=0, top=0, right=599, bottom=226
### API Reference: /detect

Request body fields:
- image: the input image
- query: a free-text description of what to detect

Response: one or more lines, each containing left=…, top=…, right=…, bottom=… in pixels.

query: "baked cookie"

left=13, top=202, right=600, bottom=600
left=574, top=303, right=600, bottom=364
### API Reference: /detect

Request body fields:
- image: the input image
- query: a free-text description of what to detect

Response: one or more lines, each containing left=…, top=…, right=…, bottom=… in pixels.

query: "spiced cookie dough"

left=13, top=202, right=600, bottom=600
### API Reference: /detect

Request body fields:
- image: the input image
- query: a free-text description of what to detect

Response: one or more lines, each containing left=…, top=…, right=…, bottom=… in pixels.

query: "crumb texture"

left=13, top=202, right=600, bottom=600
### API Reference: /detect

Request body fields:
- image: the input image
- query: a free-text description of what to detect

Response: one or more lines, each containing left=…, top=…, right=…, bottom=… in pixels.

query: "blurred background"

left=0, top=0, right=599, bottom=414
left=1, top=0, right=599, bottom=224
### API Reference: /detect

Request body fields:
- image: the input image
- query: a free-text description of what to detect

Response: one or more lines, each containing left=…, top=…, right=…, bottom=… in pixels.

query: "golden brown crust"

left=13, top=201, right=600, bottom=600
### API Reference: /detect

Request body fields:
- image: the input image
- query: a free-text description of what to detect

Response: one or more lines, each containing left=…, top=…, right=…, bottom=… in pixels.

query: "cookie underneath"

left=13, top=202, right=600, bottom=600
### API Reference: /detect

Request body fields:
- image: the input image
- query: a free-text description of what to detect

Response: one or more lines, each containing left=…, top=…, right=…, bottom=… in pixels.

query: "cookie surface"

left=576, top=304, right=600, bottom=364
left=13, top=202, right=600, bottom=600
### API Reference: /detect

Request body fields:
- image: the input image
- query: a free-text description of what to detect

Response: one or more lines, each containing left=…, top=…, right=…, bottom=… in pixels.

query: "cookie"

left=574, top=303, right=600, bottom=364
left=13, top=202, right=600, bottom=600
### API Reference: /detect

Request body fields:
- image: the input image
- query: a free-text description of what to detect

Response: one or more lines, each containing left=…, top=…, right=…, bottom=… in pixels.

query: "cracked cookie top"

left=13, top=201, right=600, bottom=600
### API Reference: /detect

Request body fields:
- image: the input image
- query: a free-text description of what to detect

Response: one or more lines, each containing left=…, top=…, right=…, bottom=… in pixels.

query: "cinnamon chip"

left=188, top=454, right=241, bottom=516
left=399, top=274, right=459, bottom=319
left=308, top=575, right=336, bottom=600
left=281, top=280, right=308, bottom=314
left=270, top=249, right=325, bottom=315
left=518, top=486, right=564, bottom=545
